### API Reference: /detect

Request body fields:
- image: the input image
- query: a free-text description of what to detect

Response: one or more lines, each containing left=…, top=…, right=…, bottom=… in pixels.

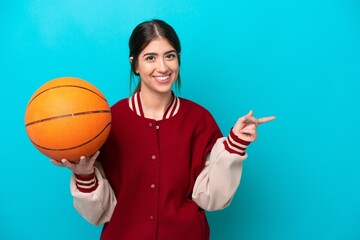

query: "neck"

left=139, top=90, right=172, bottom=120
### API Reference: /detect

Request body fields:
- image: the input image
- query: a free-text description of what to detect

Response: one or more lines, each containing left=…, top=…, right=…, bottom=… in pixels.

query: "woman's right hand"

left=51, top=151, right=100, bottom=176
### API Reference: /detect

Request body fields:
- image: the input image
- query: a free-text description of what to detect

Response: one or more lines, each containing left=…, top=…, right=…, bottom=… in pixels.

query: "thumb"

left=233, top=110, right=251, bottom=132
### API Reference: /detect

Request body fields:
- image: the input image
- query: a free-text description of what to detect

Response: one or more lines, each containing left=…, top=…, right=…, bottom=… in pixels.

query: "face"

left=134, top=38, right=179, bottom=95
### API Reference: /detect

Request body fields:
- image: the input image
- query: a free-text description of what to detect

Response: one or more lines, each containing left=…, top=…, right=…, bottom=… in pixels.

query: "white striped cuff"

left=223, top=128, right=250, bottom=156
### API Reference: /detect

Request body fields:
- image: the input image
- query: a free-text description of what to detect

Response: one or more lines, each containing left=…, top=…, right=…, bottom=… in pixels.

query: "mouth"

left=153, top=74, right=171, bottom=82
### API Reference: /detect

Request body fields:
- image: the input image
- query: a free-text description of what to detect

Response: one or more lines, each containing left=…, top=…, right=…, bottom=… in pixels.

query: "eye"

left=165, top=53, right=176, bottom=60
left=145, top=55, right=156, bottom=62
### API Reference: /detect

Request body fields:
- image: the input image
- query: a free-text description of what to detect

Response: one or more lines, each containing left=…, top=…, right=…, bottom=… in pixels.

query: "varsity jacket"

left=70, top=92, right=250, bottom=240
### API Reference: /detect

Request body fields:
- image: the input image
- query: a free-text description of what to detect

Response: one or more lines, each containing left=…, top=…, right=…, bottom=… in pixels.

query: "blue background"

left=1, top=0, right=359, bottom=239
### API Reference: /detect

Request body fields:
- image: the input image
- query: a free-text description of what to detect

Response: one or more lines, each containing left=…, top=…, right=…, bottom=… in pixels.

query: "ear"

left=130, top=57, right=139, bottom=75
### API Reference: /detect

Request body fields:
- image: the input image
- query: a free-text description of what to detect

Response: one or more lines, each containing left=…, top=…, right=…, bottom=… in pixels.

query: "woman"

left=52, top=19, right=275, bottom=240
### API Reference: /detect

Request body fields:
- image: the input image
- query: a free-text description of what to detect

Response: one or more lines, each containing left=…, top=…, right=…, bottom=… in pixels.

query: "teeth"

left=155, top=75, right=169, bottom=81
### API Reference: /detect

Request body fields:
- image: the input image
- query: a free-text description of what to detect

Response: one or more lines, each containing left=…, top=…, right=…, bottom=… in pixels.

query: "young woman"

left=52, top=19, right=275, bottom=240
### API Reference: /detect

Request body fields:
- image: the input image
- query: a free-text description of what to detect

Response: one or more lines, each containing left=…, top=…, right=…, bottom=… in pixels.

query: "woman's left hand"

left=232, top=110, right=276, bottom=142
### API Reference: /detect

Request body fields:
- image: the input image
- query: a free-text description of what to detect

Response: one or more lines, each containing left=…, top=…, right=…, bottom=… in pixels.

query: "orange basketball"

left=25, top=77, right=111, bottom=162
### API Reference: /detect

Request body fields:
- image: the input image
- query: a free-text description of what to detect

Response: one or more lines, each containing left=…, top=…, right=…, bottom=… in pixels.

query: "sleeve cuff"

left=223, top=128, right=251, bottom=156
left=74, top=171, right=98, bottom=193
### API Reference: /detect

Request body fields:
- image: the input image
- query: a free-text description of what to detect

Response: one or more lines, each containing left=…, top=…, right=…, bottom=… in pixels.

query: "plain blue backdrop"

left=1, top=0, right=359, bottom=239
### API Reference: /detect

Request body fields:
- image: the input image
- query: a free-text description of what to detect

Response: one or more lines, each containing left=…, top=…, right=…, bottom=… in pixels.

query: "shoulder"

left=178, top=97, right=223, bottom=142
left=178, top=97, right=217, bottom=123
left=108, top=98, right=131, bottom=121
left=179, top=98, right=211, bottom=115
left=110, top=98, right=129, bottom=110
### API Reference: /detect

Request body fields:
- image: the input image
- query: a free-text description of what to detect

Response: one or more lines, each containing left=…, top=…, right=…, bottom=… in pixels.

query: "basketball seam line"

left=25, top=110, right=111, bottom=127
left=30, top=122, right=112, bottom=151
left=26, top=85, right=108, bottom=107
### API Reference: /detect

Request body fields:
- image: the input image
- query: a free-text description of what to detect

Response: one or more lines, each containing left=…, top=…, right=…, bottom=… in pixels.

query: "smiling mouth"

left=154, top=74, right=171, bottom=81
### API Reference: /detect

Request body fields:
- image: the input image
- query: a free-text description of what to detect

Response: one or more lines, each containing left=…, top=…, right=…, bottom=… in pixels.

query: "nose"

left=156, top=58, right=169, bottom=73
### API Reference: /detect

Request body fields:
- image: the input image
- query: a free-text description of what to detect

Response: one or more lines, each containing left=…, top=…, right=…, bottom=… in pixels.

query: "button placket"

left=146, top=120, right=159, bottom=228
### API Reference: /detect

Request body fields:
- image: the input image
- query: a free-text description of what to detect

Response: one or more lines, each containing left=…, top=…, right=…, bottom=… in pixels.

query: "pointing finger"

left=258, top=116, right=276, bottom=124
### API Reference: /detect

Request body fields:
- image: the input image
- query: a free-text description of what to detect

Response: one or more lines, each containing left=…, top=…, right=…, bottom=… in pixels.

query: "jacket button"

left=150, top=184, right=156, bottom=189
left=151, top=155, right=156, bottom=160
left=148, top=123, right=153, bottom=127
left=149, top=215, right=154, bottom=221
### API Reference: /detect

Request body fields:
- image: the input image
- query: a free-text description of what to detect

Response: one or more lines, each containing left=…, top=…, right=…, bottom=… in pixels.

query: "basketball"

left=25, top=77, right=111, bottom=162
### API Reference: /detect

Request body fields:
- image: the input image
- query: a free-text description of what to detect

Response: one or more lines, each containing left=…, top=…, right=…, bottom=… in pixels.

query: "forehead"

left=141, top=38, right=175, bottom=55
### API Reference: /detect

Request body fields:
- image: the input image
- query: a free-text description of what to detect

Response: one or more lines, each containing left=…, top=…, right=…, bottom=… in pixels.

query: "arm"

left=70, top=161, right=117, bottom=226
left=51, top=152, right=117, bottom=226
left=192, top=110, right=275, bottom=211
left=192, top=131, right=249, bottom=211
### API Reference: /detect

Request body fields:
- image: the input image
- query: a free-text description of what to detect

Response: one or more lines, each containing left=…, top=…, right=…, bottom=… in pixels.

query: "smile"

left=154, top=74, right=171, bottom=81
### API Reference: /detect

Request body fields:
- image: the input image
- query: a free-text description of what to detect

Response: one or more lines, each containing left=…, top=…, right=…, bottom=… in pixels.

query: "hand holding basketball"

left=51, top=151, right=100, bottom=176
left=233, top=110, right=275, bottom=142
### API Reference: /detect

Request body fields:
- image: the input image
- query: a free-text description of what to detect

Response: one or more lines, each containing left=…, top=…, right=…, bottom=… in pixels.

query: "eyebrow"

left=143, top=50, right=177, bottom=57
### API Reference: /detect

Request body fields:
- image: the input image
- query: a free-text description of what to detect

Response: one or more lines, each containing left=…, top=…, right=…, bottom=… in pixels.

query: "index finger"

left=50, top=159, right=65, bottom=167
left=258, top=116, right=276, bottom=124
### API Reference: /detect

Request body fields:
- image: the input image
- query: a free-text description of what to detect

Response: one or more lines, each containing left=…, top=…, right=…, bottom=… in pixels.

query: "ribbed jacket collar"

left=129, top=90, right=180, bottom=120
